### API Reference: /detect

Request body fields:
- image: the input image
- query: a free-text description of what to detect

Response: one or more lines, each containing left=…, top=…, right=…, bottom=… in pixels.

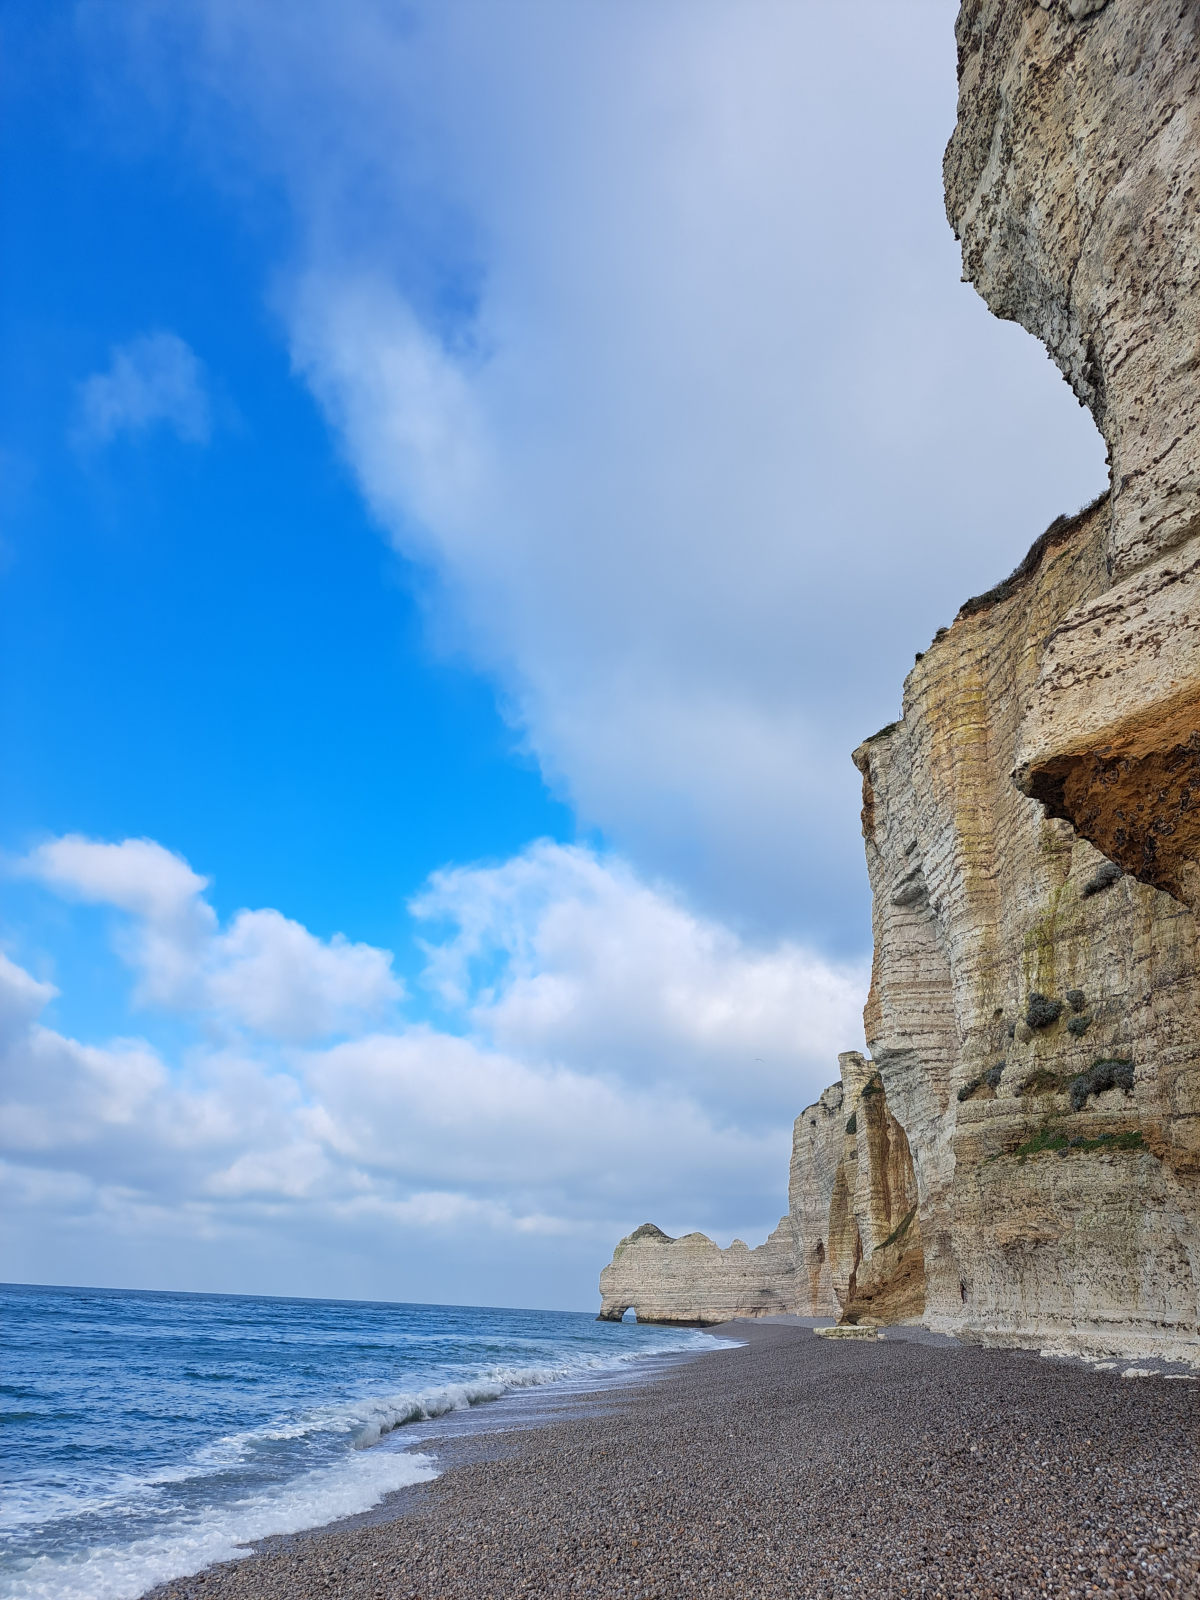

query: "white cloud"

left=97, top=0, right=1107, bottom=936
left=289, top=273, right=488, bottom=548
left=74, top=330, right=212, bottom=446
left=413, top=839, right=864, bottom=1124
left=23, top=836, right=216, bottom=1005
left=205, top=908, right=400, bottom=1042
left=0, top=951, right=58, bottom=1042
left=20, top=835, right=402, bottom=1040
left=25, top=834, right=209, bottom=922
left=1, top=833, right=862, bottom=1301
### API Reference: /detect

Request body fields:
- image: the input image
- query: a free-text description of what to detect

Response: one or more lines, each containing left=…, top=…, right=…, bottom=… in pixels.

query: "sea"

left=0, top=1282, right=719, bottom=1600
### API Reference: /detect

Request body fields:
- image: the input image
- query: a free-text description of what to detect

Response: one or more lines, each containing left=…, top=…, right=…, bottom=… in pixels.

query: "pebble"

left=145, top=1322, right=1200, bottom=1600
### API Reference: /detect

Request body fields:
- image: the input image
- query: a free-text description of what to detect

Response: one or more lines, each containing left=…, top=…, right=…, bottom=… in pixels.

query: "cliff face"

left=787, top=1080, right=845, bottom=1317
left=597, top=1055, right=923, bottom=1329
left=944, top=0, right=1200, bottom=580
left=601, top=501, right=1198, bottom=1354
left=596, top=1219, right=801, bottom=1326
left=599, top=493, right=1198, bottom=1354
left=944, top=0, right=1200, bottom=910
left=597, top=0, right=1199, bottom=1361
left=854, top=494, right=1199, bottom=1361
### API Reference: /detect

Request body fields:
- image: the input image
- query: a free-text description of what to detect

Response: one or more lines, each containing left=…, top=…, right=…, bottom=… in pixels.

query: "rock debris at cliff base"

left=147, top=1322, right=1199, bottom=1600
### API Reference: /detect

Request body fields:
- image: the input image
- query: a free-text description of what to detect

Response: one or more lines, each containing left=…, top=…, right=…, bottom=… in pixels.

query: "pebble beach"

left=146, top=1322, right=1200, bottom=1600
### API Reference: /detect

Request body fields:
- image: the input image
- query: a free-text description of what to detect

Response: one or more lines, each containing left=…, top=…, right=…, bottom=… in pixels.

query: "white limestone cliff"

left=597, top=0, right=1199, bottom=1364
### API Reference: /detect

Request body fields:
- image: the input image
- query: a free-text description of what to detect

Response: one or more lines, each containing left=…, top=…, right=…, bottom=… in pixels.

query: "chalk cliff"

left=944, top=0, right=1200, bottom=911
left=598, top=0, right=1199, bottom=1363
left=855, top=493, right=1198, bottom=1362
left=598, top=1055, right=924, bottom=1330
left=597, top=1220, right=801, bottom=1327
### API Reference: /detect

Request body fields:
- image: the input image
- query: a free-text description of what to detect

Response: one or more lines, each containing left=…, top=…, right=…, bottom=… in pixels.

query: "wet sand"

left=146, top=1321, right=1199, bottom=1600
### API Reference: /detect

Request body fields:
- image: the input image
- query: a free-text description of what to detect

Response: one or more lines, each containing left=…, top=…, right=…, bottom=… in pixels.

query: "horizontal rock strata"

left=854, top=494, right=1199, bottom=1363
left=596, top=1220, right=800, bottom=1325
left=944, top=0, right=1200, bottom=910
left=599, top=0, right=1200, bottom=1365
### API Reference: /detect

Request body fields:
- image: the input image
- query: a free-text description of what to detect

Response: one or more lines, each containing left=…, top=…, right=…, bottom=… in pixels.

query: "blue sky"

left=2, top=5, right=569, bottom=979
left=0, top=0, right=1107, bottom=1310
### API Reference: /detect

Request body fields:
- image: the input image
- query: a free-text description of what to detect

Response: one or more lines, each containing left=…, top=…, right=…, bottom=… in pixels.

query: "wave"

left=200, top=1327, right=716, bottom=1458
left=1, top=1325, right=718, bottom=1600
left=348, top=1336, right=714, bottom=1447
left=1, top=1448, right=436, bottom=1600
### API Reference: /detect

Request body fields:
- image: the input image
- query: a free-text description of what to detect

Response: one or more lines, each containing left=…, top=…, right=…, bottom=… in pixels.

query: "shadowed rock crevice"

left=1024, top=736, right=1200, bottom=911
left=828, top=1054, right=926, bottom=1326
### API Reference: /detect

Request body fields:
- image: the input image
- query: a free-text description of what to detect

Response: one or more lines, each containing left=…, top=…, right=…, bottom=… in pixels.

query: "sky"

left=0, top=0, right=1107, bottom=1311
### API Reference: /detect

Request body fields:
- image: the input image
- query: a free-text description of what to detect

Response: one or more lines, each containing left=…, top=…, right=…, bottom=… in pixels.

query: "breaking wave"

left=1, top=1285, right=718, bottom=1600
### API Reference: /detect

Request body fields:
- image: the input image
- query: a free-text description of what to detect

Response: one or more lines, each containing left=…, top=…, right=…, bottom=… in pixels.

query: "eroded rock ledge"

left=598, top=0, right=1199, bottom=1365
left=945, top=0, right=1200, bottom=910
left=853, top=492, right=1198, bottom=1363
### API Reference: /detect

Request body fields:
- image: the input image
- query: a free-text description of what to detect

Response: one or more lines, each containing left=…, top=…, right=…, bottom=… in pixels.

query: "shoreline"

left=248, top=1333, right=735, bottom=1550
left=146, top=1320, right=1199, bottom=1600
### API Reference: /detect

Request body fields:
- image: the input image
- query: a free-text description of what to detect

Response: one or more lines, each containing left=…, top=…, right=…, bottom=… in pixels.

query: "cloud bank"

left=2, top=836, right=864, bottom=1305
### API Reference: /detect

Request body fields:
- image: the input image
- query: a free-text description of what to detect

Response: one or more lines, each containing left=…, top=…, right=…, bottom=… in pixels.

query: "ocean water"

left=0, top=1282, right=718, bottom=1600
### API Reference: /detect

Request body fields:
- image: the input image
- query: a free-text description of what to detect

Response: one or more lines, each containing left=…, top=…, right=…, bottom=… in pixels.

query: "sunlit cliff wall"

left=855, top=490, right=1199, bottom=1362
left=944, top=0, right=1200, bottom=910
left=597, top=0, right=1199, bottom=1362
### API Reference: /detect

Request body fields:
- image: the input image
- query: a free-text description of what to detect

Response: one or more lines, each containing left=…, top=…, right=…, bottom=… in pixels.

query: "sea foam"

left=2, top=1447, right=437, bottom=1600
left=1, top=1284, right=716, bottom=1600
